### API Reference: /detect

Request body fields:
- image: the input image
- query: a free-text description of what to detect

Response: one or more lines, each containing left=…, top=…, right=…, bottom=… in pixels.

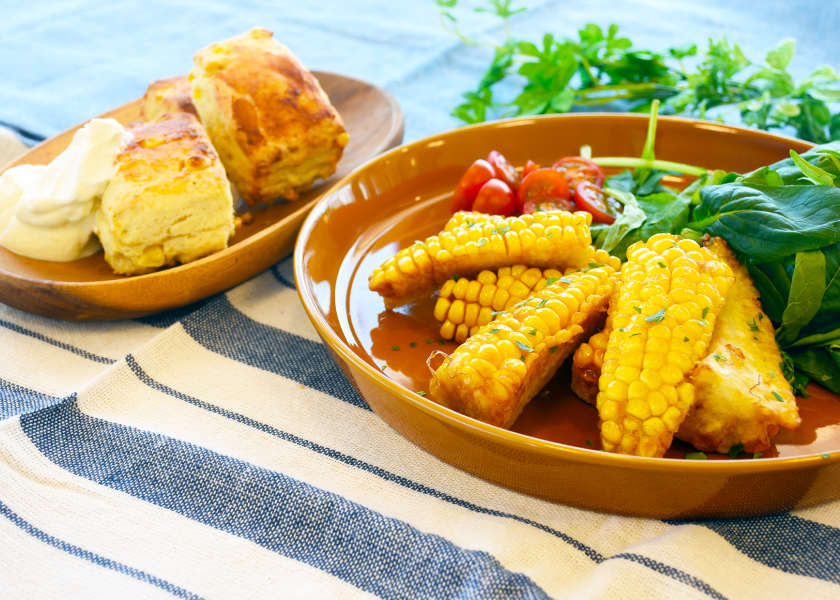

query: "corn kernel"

left=660, top=363, right=684, bottom=386
left=626, top=399, right=651, bottom=420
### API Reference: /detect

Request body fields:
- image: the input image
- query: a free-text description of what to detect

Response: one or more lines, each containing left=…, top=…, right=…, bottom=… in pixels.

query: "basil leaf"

left=776, top=250, right=827, bottom=347
left=694, top=183, right=840, bottom=262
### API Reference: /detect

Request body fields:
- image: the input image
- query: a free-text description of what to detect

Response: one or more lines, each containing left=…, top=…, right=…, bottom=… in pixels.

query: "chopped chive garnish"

left=772, top=391, right=784, bottom=402
left=633, top=306, right=642, bottom=314
left=528, top=328, right=538, bottom=336
left=426, top=339, right=434, bottom=344
left=713, top=353, right=726, bottom=361
left=684, top=336, right=690, bottom=342
left=728, top=443, right=745, bottom=459
left=549, top=346, right=557, bottom=354
left=438, top=339, right=445, bottom=346
left=489, top=328, right=501, bottom=334
left=645, top=307, right=667, bottom=323
left=685, top=452, right=707, bottom=460
left=657, top=261, right=666, bottom=268
left=823, top=453, right=831, bottom=459
left=452, top=274, right=459, bottom=281
left=768, top=371, right=776, bottom=378
left=392, top=346, right=400, bottom=351
left=753, top=452, right=763, bottom=459
left=410, top=341, right=417, bottom=348
left=588, top=261, right=605, bottom=269
left=748, top=318, right=761, bottom=332
left=477, top=237, right=488, bottom=247
left=535, top=299, right=549, bottom=309
left=586, top=439, right=594, bottom=445
left=702, top=306, right=710, bottom=319
left=416, top=391, right=426, bottom=397
left=546, top=232, right=553, bottom=237
left=381, top=365, right=387, bottom=371
left=545, top=276, right=560, bottom=286
left=514, top=340, right=534, bottom=353
left=629, top=333, right=641, bottom=337
left=497, top=225, right=510, bottom=234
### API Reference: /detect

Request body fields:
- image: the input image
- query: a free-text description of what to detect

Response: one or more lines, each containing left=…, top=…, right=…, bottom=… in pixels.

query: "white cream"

left=0, top=118, right=131, bottom=261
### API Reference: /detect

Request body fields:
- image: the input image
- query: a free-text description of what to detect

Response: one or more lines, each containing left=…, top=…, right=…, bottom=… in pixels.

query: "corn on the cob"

left=571, top=313, right=613, bottom=404
left=435, top=265, right=564, bottom=343
left=429, top=262, right=619, bottom=429
left=369, top=210, right=592, bottom=305
left=596, top=233, right=735, bottom=457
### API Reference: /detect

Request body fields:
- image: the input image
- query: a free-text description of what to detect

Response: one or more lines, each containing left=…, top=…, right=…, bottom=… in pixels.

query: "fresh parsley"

left=515, top=340, right=534, bottom=353
left=392, top=346, right=400, bottom=351
left=702, top=306, right=710, bottom=319
left=728, top=443, right=745, bottom=459
left=549, top=346, right=558, bottom=354
left=545, top=276, right=560, bottom=286
left=748, top=318, right=761, bottom=332
left=645, top=307, right=667, bottom=323
left=685, top=452, right=707, bottom=460
left=411, top=341, right=417, bottom=347
left=489, top=328, right=501, bottom=333
left=713, top=353, right=726, bottom=362
left=417, top=391, right=427, bottom=397
left=772, top=391, right=785, bottom=402
left=477, top=237, right=489, bottom=247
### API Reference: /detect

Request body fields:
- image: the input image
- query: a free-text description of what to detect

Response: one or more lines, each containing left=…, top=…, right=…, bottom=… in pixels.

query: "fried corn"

left=429, top=263, right=618, bottom=429
left=596, top=233, right=735, bottom=457
left=369, top=210, right=592, bottom=305
left=435, top=265, right=564, bottom=343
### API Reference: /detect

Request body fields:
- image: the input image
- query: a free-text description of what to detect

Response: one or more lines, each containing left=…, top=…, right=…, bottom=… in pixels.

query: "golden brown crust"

left=190, top=27, right=348, bottom=205
left=141, top=76, right=199, bottom=121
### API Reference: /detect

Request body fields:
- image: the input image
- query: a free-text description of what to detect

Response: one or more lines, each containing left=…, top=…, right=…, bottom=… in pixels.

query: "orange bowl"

left=294, top=114, right=840, bottom=518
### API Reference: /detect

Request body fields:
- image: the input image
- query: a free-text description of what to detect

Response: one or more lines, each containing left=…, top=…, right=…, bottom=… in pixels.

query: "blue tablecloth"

left=1, top=2, right=839, bottom=599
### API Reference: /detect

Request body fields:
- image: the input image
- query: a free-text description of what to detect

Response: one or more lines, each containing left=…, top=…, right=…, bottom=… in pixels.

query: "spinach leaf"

left=605, top=170, right=636, bottom=194
left=637, top=192, right=690, bottom=236
left=775, top=250, right=827, bottom=346
left=755, top=141, right=840, bottom=185
left=780, top=349, right=811, bottom=397
left=601, top=192, right=646, bottom=255
left=693, top=183, right=840, bottom=262
left=746, top=262, right=789, bottom=323
left=737, top=167, right=783, bottom=187
left=790, top=347, right=840, bottom=394
left=792, top=243, right=840, bottom=343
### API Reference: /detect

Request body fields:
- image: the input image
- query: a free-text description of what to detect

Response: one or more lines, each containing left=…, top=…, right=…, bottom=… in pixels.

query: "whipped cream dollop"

left=0, top=118, right=131, bottom=261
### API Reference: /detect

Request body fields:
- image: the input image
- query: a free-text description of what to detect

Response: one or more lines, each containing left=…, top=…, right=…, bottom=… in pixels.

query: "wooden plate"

left=295, top=113, right=840, bottom=518
left=0, top=72, right=403, bottom=320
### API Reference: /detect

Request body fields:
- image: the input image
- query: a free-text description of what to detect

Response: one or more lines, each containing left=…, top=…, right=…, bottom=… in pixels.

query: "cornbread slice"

left=97, top=113, right=234, bottom=276
left=141, top=75, right=199, bottom=121
left=190, top=27, right=349, bottom=205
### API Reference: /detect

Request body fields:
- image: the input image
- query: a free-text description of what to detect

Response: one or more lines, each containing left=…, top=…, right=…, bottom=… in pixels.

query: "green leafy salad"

left=588, top=102, right=840, bottom=396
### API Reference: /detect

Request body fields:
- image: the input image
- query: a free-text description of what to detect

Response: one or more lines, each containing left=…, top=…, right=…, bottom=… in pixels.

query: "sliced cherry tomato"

left=487, top=150, right=521, bottom=191
left=522, top=159, right=538, bottom=179
left=450, top=159, right=495, bottom=213
left=575, top=180, right=622, bottom=224
left=552, top=156, right=605, bottom=189
left=521, top=195, right=576, bottom=215
left=516, top=168, right=570, bottom=213
left=473, top=179, right=516, bottom=216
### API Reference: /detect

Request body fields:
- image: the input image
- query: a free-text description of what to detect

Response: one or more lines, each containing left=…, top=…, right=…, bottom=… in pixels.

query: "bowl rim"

left=295, top=112, right=837, bottom=473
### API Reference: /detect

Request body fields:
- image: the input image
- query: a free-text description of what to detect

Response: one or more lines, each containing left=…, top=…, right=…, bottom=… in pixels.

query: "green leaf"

left=600, top=192, right=646, bottom=255
left=780, top=349, right=811, bottom=397
left=685, top=452, right=707, bottom=460
left=737, top=167, right=783, bottom=187
left=789, top=150, right=836, bottom=186
left=765, top=38, right=795, bottom=70
left=728, top=443, right=745, bottom=459
left=514, top=340, right=534, bottom=353
left=789, top=347, right=840, bottom=394
left=645, top=307, right=667, bottom=323
left=748, top=141, right=840, bottom=185
left=776, top=250, right=827, bottom=347
left=693, top=183, right=840, bottom=262
left=794, top=244, right=840, bottom=344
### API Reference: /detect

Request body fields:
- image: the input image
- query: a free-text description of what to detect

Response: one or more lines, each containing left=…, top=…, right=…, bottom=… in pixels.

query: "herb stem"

left=591, top=157, right=708, bottom=176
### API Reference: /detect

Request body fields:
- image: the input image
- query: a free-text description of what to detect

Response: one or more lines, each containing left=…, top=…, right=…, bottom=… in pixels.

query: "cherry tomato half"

left=450, top=159, right=495, bottom=213
left=487, top=150, right=521, bottom=191
left=516, top=168, right=570, bottom=213
left=473, top=179, right=516, bottom=216
left=552, top=156, right=605, bottom=189
left=521, top=195, right=576, bottom=215
left=575, top=180, right=623, bottom=224
left=522, top=159, right=538, bottom=180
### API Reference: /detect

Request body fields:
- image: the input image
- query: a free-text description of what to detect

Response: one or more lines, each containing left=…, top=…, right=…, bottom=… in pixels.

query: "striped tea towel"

left=0, top=127, right=839, bottom=599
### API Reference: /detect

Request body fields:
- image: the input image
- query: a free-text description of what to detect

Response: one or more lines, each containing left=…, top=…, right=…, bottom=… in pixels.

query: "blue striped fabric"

left=3, top=1, right=840, bottom=597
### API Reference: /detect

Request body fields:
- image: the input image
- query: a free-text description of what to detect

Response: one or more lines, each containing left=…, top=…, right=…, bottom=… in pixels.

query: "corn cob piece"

left=677, top=237, right=800, bottom=453
left=429, top=263, right=619, bottom=429
left=596, top=233, right=735, bottom=457
left=573, top=238, right=800, bottom=454
left=369, top=210, right=592, bottom=306
left=435, top=265, right=564, bottom=343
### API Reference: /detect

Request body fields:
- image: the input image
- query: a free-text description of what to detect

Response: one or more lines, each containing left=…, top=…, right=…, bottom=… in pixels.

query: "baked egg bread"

left=141, top=76, right=199, bottom=121
left=97, top=113, right=234, bottom=276
left=189, top=27, right=349, bottom=205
